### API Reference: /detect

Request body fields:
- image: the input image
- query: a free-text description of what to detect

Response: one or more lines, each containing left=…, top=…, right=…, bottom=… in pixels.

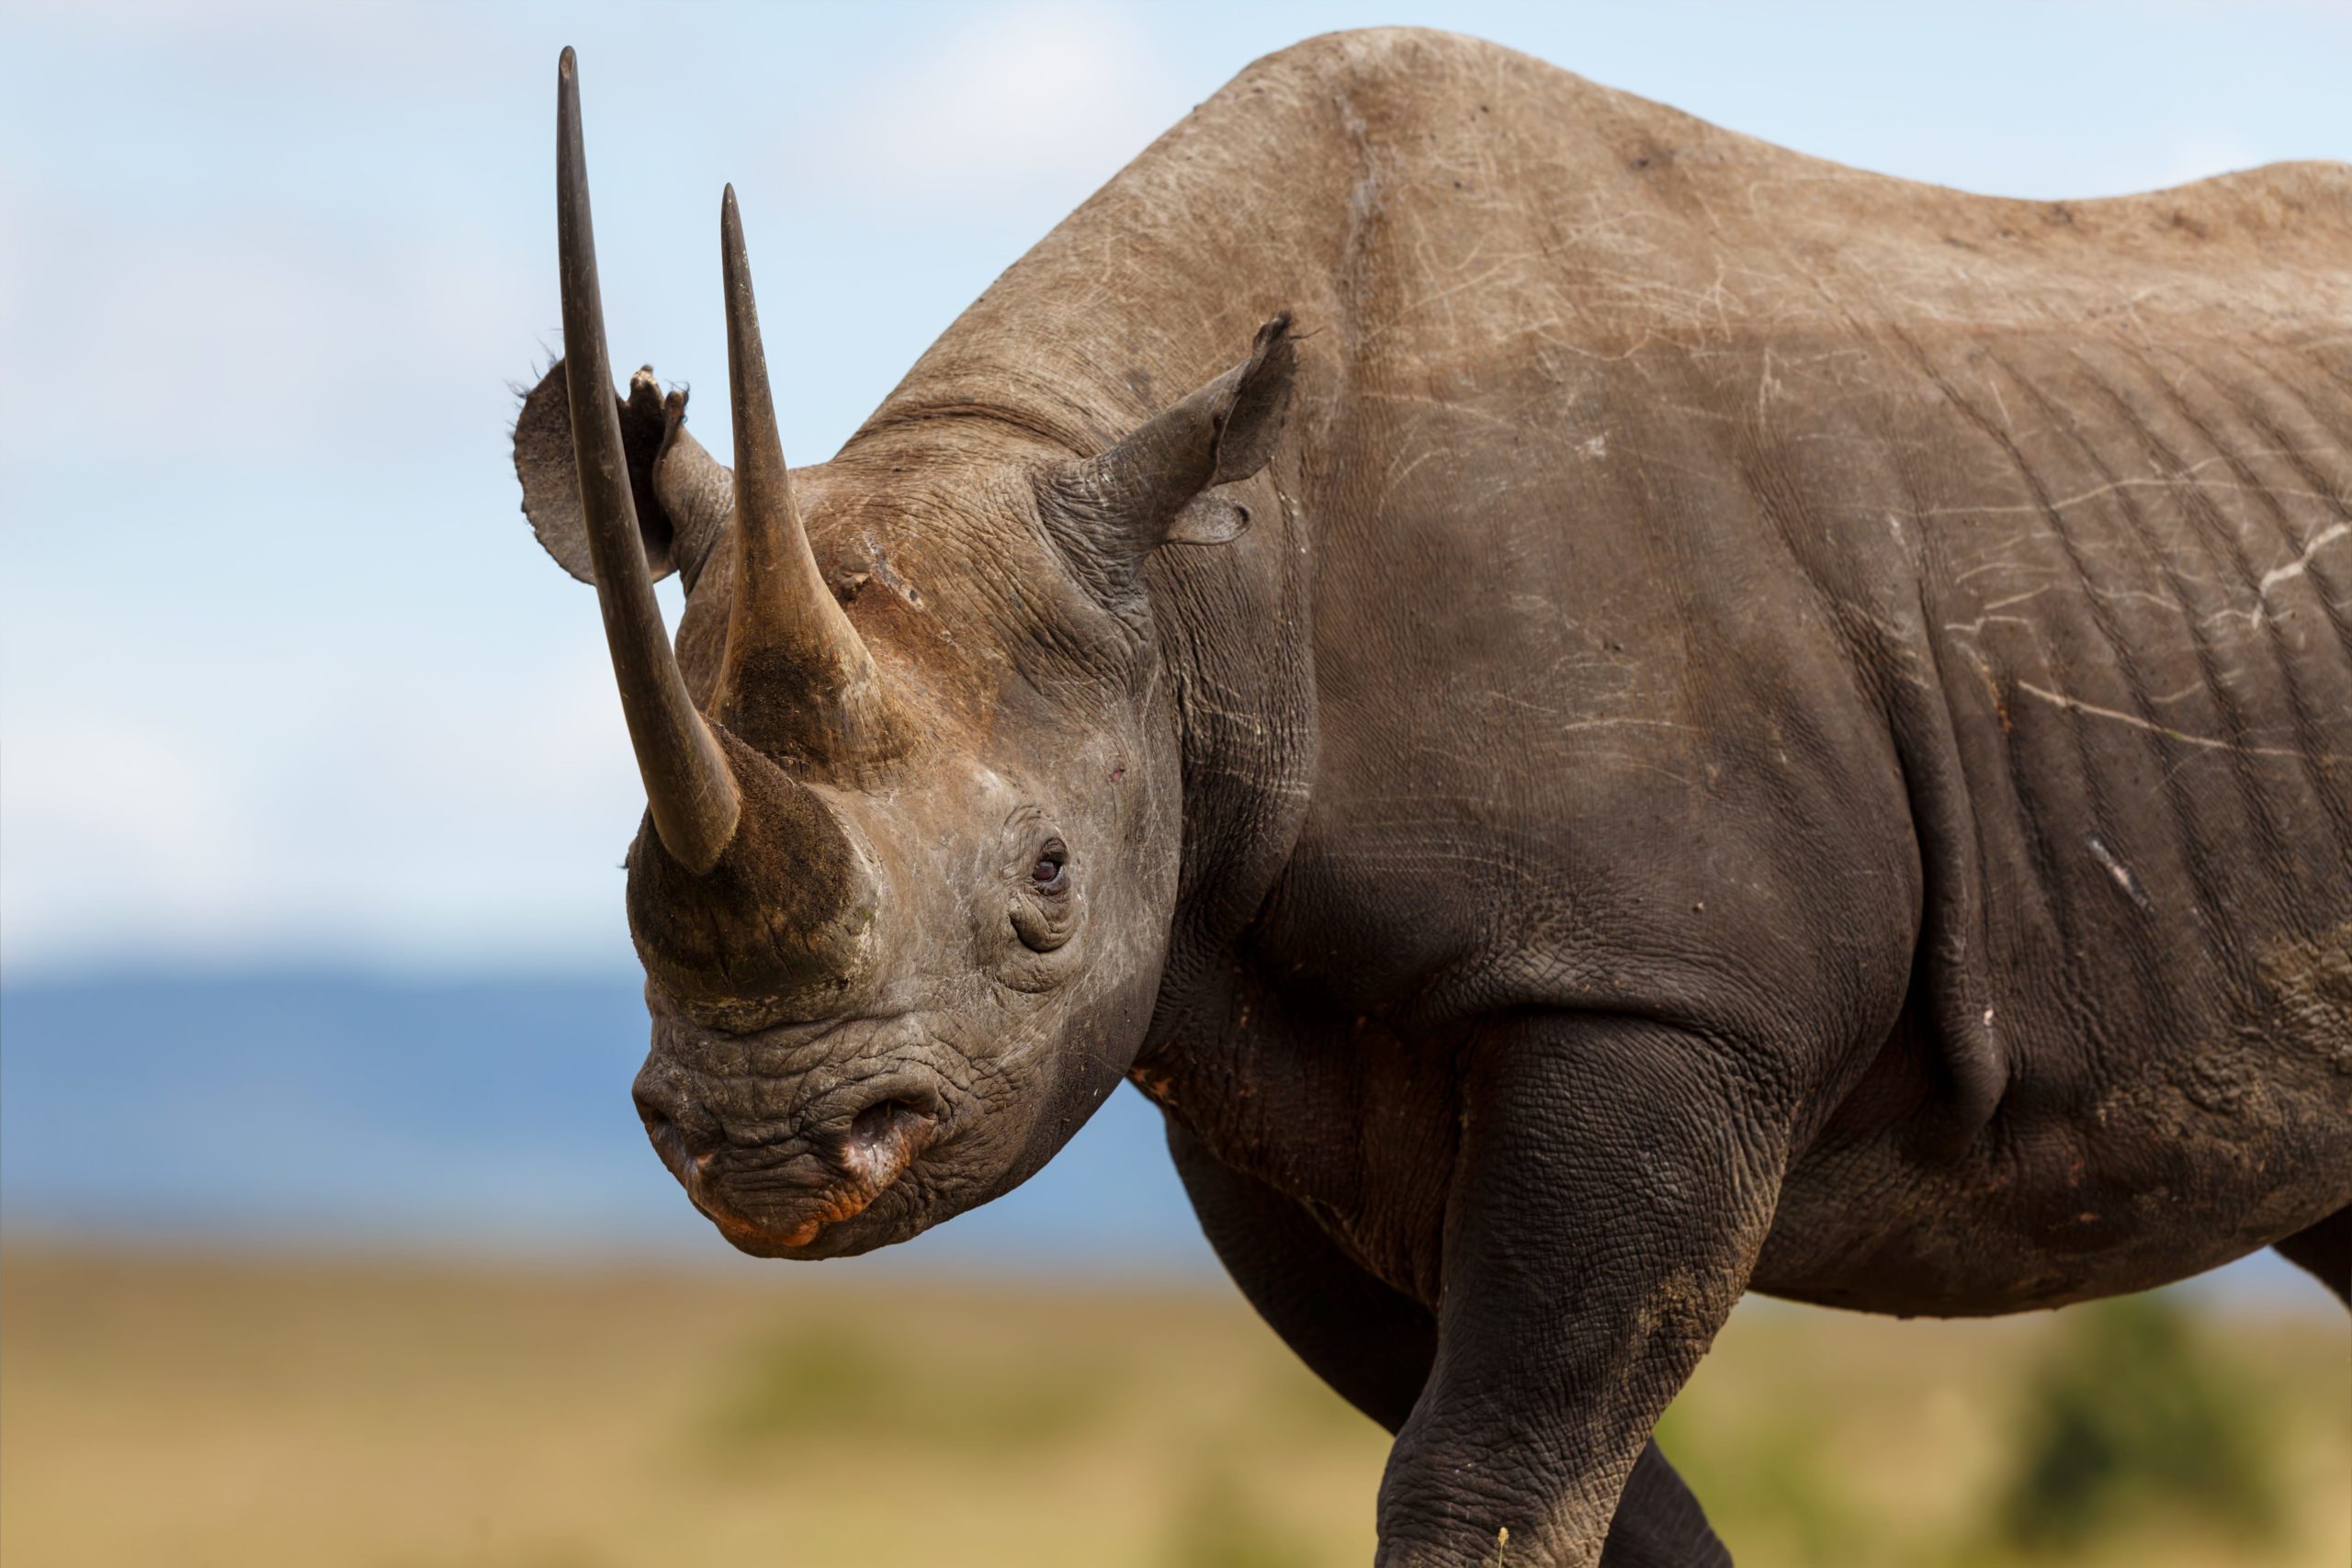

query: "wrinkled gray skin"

left=515, top=30, right=2352, bottom=1567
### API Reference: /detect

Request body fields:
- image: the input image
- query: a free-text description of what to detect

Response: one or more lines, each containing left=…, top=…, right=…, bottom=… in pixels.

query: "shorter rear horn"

left=712, top=186, right=899, bottom=767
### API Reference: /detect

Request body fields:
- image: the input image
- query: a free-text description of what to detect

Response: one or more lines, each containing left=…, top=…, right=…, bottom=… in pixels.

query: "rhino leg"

left=1373, top=1014, right=1789, bottom=1568
left=1168, top=1114, right=1434, bottom=1427
left=1166, top=1115, right=1731, bottom=1566
left=1600, top=1447, right=1734, bottom=1568
left=2274, top=1205, right=2351, bottom=1307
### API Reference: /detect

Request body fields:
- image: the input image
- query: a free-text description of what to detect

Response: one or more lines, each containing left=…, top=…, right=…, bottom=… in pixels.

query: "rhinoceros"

left=511, top=29, right=2350, bottom=1567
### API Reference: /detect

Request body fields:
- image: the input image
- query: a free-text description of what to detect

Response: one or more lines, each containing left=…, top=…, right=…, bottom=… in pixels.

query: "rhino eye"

left=1012, top=837, right=1074, bottom=954
left=1030, top=839, right=1069, bottom=897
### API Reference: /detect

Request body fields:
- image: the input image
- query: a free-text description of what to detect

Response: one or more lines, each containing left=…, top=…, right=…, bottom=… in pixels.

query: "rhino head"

left=512, top=51, right=1293, bottom=1258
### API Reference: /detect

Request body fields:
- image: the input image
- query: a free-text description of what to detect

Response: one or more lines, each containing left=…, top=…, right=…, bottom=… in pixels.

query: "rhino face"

left=625, top=690, right=1180, bottom=1258
left=514, top=50, right=1292, bottom=1258
left=617, top=513, right=1189, bottom=1257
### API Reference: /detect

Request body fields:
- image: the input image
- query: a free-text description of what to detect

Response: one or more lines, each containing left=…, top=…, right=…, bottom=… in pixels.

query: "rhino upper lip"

left=650, top=1073, right=949, bottom=1250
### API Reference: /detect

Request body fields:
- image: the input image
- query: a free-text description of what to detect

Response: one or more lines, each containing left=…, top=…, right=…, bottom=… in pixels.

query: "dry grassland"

left=2, top=1247, right=2343, bottom=1568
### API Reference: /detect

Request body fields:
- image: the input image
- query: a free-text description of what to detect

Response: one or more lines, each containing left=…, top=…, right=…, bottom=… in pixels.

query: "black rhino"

left=512, top=30, right=2351, bottom=1566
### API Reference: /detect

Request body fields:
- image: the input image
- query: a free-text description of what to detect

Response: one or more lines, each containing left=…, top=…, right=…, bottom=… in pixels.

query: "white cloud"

left=789, top=2, right=1179, bottom=215
left=0, top=195, right=538, bottom=464
left=7, top=0, right=517, bottom=87
left=0, top=636, right=650, bottom=976
left=0, top=717, right=269, bottom=967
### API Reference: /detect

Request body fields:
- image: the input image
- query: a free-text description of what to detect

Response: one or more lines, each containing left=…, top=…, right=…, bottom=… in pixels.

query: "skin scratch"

left=2256, top=521, right=2349, bottom=595
left=2085, top=834, right=2154, bottom=911
left=1943, top=614, right=2035, bottom=638
left=1557, top=716, right=1694, bottom=733
left=1901, top=455, right=2334, bottom=518
left=2200, top=521, right=2350, bottom=631
left=2016, top=682, right=2348, bottom=762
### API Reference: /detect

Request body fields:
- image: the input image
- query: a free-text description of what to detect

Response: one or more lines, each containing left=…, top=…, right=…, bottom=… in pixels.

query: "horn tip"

left=721, top=184, right=746, bottom=263
left=559, top=45, right=576, bottom=78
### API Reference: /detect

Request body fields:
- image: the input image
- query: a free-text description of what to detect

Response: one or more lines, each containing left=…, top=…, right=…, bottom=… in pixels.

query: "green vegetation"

left=1162, top=1459, right=1317, bottom=1568
left=1996, top=1295, right=2280, bottom=1554
left=706, top=1322, right=1111, bottom=1454
left=1653, top=1400, right=1857, bottom=1565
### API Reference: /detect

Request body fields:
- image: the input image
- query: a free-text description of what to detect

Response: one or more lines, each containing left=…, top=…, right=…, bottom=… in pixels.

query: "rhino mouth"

left=643, top=1079, right=947, bottom=1258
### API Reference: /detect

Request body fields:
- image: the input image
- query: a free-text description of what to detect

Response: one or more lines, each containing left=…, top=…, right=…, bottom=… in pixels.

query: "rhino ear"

left=514, top=359, right=713, bottom=586
left=1049, top=313, right=1297, bottom=563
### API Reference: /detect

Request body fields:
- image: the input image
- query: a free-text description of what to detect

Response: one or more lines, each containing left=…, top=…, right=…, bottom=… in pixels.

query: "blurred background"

left=2, top=3, right=2346, bottom=1564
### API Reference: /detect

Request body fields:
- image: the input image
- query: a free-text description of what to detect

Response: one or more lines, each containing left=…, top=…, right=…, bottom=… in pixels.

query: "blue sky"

left=3, top=0, right=2347, bottom=976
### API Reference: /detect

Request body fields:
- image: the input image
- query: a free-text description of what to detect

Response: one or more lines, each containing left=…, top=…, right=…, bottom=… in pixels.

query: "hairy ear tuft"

left=512, top=359, right=677, bottom=584
left=650, top=387, right=734, bottom=593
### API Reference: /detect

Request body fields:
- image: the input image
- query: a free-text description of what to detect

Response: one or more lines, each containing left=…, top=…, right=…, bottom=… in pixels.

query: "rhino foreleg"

left=1374, top=1014, right=1789, bottom=1568
left=1168, top=1113, right=1732, bottom=1564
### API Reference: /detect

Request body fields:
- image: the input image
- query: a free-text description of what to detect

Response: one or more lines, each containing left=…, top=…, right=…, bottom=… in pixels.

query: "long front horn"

left=713, top=186, right=898, bottom=766
left=557, top=47, right=740, bottom=874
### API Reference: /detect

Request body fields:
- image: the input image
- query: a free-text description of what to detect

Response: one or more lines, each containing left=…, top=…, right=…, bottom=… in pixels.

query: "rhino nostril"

left=843, top=1096, right=936, bottom=1180
left=848, top=1096, right=918, bottom=1149
left=633, top=1086, right=676, bottom=1140
left=634, top=1082, right=721, bottom=1164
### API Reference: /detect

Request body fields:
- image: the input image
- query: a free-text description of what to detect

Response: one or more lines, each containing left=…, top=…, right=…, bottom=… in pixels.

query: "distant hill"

left=0, top=971, right=1217, bottom=1276
left=0, top=970, right=2316, bottom=1302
